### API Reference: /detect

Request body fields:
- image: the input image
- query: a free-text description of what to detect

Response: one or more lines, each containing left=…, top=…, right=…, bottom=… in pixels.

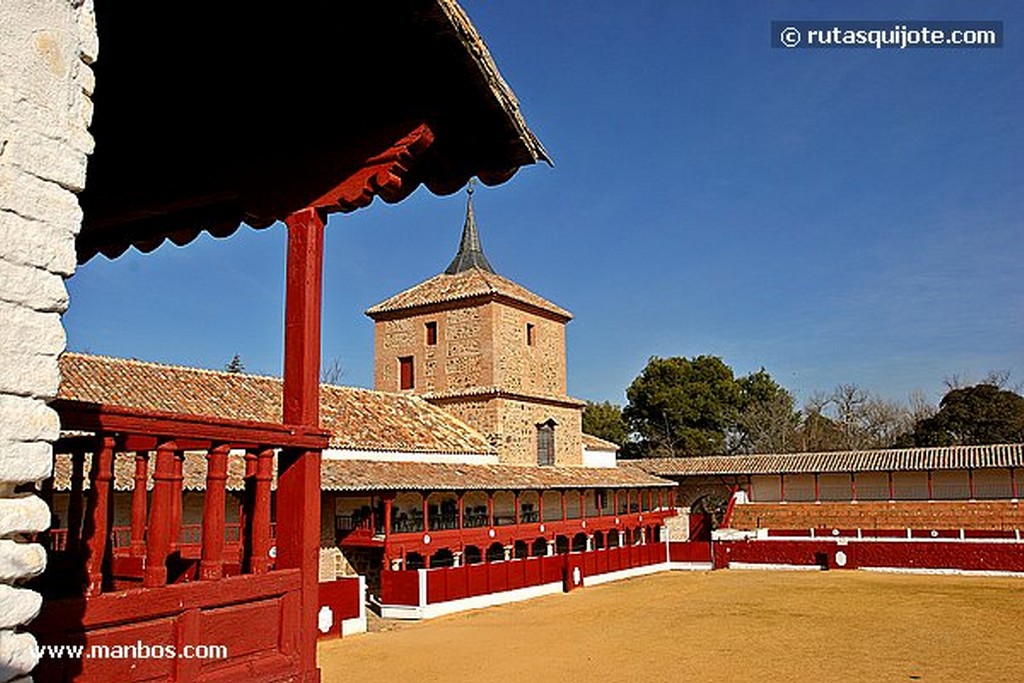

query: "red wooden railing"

left=32, top=402, right=329, bottom=683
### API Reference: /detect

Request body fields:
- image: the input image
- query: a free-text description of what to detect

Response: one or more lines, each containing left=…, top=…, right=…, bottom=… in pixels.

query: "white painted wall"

left=581, top=447, right=616, bottom=468
left=322, top=448, right=497, bottom=465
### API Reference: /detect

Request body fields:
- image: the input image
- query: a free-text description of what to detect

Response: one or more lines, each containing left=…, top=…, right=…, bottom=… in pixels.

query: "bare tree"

left=320, top=356, right=344, bottom=385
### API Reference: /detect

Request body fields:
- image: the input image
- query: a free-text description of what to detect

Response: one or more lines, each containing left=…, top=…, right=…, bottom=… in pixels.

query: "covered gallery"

left=23, top=1, right=549, bottom=681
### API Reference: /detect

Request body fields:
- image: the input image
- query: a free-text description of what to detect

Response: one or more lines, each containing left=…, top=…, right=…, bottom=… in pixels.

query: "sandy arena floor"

left=318, top=570, right=1024, bottom=682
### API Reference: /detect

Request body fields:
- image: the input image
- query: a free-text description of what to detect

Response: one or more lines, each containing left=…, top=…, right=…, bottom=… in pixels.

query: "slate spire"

left=444, top=180, right=495, bottom=275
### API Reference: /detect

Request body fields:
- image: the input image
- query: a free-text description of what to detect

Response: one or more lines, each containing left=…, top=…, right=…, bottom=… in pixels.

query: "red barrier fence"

left=381, top=568, right=421, bottom=606
left=381, top=543, right=671, bottom=608
left=319, top=577, right=362, bottom=625
left=716, top=538, right=1024, bottom=572
left=668, top=541, right=713, bottom=563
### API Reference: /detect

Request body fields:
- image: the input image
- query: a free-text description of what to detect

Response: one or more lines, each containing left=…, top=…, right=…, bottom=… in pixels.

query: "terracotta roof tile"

left=630, top=444, right=1024, bottom=476
left=51, top=453, right=673, bottom=493
left=320, top=459, right=673, bottom=491
left=58, top=353, right=493, bottom=455
left=582, top=433, right=620, bottom=451
left=365, top=267, right=572, bottom=320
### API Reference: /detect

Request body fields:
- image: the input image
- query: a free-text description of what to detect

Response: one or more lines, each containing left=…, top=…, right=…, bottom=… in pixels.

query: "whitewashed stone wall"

left=0, top=0, right=97, bottom=680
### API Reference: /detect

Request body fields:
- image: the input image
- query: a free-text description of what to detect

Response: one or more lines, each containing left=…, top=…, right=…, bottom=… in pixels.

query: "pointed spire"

left=444, top=180, right=496, bottom=275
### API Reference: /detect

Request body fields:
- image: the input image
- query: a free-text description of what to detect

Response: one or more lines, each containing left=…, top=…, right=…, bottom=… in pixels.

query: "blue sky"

left=64, top=1, right=1023, bottom=409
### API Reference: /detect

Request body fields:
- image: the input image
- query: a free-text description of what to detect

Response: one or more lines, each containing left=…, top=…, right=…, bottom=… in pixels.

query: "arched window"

left=537, top=419, right=557, bottom=466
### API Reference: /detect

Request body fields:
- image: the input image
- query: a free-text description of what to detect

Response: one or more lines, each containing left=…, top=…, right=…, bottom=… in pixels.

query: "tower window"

left=537, top=420, right=555, bottom=466
left=526, top=323, right=535, bottom=346
left=399, top=356, right=414, bottom=390
left=425, top=321, right=437, bottom=346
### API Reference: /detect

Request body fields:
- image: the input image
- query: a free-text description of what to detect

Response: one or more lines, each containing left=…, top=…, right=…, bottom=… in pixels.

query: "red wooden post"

left=487, top=492, right=494, bottom=527
left=66, top=449, right=86, bottom=553
left=457, top=493, right=464, bottom=530
left=81, top=436, right=115, bottom=596
left=968, top=468, right=976, bottom=500
left=888, top=471, right=895, bottom=501
left=169, top=451, right=184, bottom=551
left=145, top=440, right=177, bottom=587
left=384, top=494, right=394, bottom=537
left=579, top=490, right=586, bottom=519
left=131, top=452, right=149, bottom=557
left=278, top=207, right=325, bottom=681
left=813, top=474, right=820, bottom=502
left=200, top=444, right=230, bottom=580
left=250, top=447, right=274, bottom=574
left=240, top=449, right=257, bottom=566
left=668, top=488, right=675, bottom=508
left=927, top=470, right=934, bottom=500
left=1012, top=468, right=1019, bottom=500
left=851, top=473, right=857, bottom=502
left=514, top=491, right=521, bottom=525
left=423, top=493, right=431, bottom=532
left=560, top=491, right=567, bottom=521
left=658, top=489, right=664, bottom=511
left=780, top=474, right=786, bottom=502
left=613, top=490, right=619, bottom=515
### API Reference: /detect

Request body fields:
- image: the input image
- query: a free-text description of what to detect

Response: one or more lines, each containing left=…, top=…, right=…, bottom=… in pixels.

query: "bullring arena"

left=319, top=569, right=1024, bottom=682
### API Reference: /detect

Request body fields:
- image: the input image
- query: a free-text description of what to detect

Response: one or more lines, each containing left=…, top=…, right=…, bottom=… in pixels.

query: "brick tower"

left=366, top=187, right=584, bottom=465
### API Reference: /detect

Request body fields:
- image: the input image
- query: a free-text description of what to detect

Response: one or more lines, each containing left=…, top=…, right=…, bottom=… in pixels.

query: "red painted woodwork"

left=66, top=450, right=85, bottom=555
left=130, top=452, right=148, bottom=557
left=80, top=436, right=114, bottom=596
left=282, top=208, right=324, bottom=427
left=378, top=508, right=675, bottom=564
left=33, top=570, right=303, bottom=683
left=170, top=450, right=184, bottom=551
left=381, top=569, right=420, bottom=607
left=318, top=578, right=362, bottom=639
left=306, top=124, right=435, bottom=213
left=279, top=206, right=327, bottom=680
left=403, top=544, right=671, bottom=608
left=249, top=448, right=274, bottom=574
left=668, top=541, right=713, bottom=563
left=200, top=445, right=229, bottom=580
left=715, top=538, right=1024, bottom=573
left=145, top=440, right=177, bottom=587
left=54, top=401, right=328, bottom=451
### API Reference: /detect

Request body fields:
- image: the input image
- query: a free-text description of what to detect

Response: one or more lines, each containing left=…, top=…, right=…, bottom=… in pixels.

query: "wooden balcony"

left=31, top=401, right=328, bottom=683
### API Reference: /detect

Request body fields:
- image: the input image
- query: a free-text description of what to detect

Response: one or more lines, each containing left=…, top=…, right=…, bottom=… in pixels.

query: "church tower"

left=366, top=187, right=584, bottom=466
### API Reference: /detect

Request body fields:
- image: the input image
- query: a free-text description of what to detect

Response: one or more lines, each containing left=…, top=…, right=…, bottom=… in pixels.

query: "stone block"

left=0, top=630, right=39, bottom=683
left=0, top=166, right=82, bottom=229
left=0, top=302, right=65, bottom=349
left=0, top=540, right=45, bottom=582
left=0, top=496, right=49, bottom=537
left=0, top=585, right=41, bottom=629
left=0, top=443, right=52, bottom=484
left=0, top=259, right=68, bottom=313
left=0, top=396, right=58, bottom=444
left=0, top=211, right=78, bottom=276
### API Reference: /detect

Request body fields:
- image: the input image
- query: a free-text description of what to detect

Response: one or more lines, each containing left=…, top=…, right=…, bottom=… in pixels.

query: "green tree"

left=623, top=356, right=742, bottom=457
left=732, top=369, right=800, bottom=454
left=910, top=383, right=1024, bottom=446
left=225, top=354, right=245, bottom=373
left=582, top=401, right=628, bottom=446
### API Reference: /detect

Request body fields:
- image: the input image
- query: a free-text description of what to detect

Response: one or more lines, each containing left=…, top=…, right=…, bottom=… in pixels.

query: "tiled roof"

left=52, top=451, right=251, bottom=493
left=320, top=460, right=674, bottom=492
left=582, top=433, right=620, bottom=451
left=425, top=386, right=586, bottom=408
left=51, top=454, right=673, bottom=493
left=630, top=444, right=1024, bottom=477
left=365, top=267, right=572, bottom=321
left=58, top=353, right=493, bottom=455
